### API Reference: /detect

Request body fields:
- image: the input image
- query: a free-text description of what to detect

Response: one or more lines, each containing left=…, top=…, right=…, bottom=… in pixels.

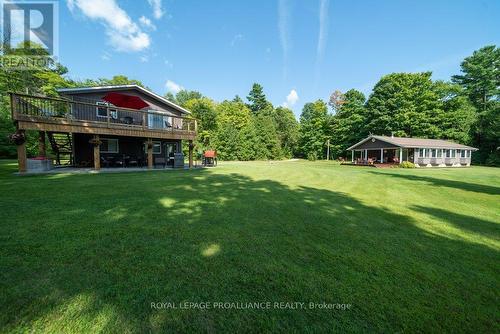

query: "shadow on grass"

left=411, top=205, right=500, bottom=243
left=369, top=171, right=500, bottom=195
left=0, top=167, right=498, bottom=332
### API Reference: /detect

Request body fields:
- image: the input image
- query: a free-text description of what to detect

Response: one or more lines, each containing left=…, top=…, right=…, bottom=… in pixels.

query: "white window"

left=148, top=112, right=172, bottom=129
left=418, top=149, right=424, bottom=158
left=437, top=149, right=442, bottom=158
left=144, top=141, right=162, bottom=154
left=451, top=150, right=456, bottom=158
left=100, top=138, right=119, bottom=153
left=431, top=149, right=436, bottom=158
left=460, top=150, right=466, bottom=158
left=166, top=116, right=173, bottom=128
left=153, top=141, right=161, bottom=154
left=109, top=108, right=118, bottom=119
left=96, top=102, right=117, bottom=119
left=467, top=150, right=471, bottom=158
left=424, top=149, right=430, bottom=158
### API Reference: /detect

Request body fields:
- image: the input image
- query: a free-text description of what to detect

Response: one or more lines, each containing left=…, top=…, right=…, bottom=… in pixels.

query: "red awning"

left=102, top=92, right=149, bottom=110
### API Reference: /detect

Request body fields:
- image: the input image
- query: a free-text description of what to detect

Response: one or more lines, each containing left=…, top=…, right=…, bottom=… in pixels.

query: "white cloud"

left=315, top=0, right=330, bottom=87
left=230, top=34, right=244, bottom=47
left=317, top=0, right=329, bottom=59
left=148, top=0, right=164, bottom=19
left=139, top=16, right=156, bottom=30
left=278, top=0, right=290, bottom=79
left=164, top=59, right=173, bottom=69
left=165, top=80, right=184, bottom=94
left=101, top=51, right=111, bottom=61
left=282, top=89, right=299, bottom=108
left=139, top=55, right=149, bottom=63
left=67, top=0, right=150, bottom=52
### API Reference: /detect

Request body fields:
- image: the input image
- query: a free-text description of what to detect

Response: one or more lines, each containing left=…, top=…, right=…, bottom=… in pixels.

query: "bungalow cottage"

left=347, top=135, right=478, bottom=167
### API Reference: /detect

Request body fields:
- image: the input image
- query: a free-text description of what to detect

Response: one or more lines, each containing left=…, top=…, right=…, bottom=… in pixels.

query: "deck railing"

left=10, top=93, right=198, bottom=133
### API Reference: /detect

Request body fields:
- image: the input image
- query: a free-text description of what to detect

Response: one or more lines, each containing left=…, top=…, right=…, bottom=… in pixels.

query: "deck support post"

left=38, top=131, right=46, bottom=157
left=147, top=138, right=153, bottom=169
left=93, top=135, right=100, bottom=170
left=188, top=140, right=194, bottom=169
left=380, top=148, right=383, bottom=163
left=16, top=130, right=27, bottom=173
left=351, top=150, right=354, bottom=162
left=364, top=149, right=367, bottom=160
left=399, top=148, right=403, bottom=164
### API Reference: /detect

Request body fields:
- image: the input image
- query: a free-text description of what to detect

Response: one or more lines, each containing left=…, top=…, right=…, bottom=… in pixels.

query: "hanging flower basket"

left=8, top=131, right=26, bottom=145
left=89, top=138, right=102, bottom=146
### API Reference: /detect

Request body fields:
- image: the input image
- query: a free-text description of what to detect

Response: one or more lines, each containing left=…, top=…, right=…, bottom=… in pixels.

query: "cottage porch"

left=350, top=148, right=413, bottom=165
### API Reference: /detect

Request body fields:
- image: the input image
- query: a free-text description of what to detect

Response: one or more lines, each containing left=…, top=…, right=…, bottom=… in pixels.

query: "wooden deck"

left=15, top=114, right=196, bottom=140
left=11, top=93, right=197, bottom=141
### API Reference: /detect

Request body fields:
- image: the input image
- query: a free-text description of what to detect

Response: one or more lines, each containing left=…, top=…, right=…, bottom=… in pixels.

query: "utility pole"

left=326, top=139, right=330, bottom=161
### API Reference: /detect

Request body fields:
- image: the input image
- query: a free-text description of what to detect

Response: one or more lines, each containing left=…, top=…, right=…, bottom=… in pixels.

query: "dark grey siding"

left=74, top=134, right=181, bottom=167
left=352, top=138, right=400, bottom=150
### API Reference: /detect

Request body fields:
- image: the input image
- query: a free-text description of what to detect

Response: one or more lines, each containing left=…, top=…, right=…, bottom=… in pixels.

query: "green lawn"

left=0, top=160, right=499, bottom=333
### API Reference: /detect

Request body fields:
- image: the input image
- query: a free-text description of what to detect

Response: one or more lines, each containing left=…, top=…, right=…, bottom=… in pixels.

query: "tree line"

left=1, top=44, right=498, bottom=165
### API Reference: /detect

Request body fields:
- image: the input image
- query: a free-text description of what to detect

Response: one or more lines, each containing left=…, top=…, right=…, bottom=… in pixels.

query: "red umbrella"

left=102, top=92, right=149, bottom=110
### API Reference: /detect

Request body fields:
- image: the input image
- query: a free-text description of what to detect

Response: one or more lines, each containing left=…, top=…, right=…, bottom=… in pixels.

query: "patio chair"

left=113, top=155, right=125, bottom=168
left=154, top=157, right=167, bottom=169
left=127, top=155, right=140, bottom=167
left=100, top=156, right=112, bottom=168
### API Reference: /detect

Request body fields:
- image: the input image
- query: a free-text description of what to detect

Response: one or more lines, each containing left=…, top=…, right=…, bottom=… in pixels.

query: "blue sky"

left=58, top=0, right=499, bottom=116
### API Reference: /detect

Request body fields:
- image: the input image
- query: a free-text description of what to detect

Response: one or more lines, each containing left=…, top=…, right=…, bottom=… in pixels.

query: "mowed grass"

left=0, top=160, right=499, bottom=333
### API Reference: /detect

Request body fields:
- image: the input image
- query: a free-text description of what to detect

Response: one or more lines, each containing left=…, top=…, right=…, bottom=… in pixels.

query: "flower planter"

left=27, top=158, right=53, bottom=172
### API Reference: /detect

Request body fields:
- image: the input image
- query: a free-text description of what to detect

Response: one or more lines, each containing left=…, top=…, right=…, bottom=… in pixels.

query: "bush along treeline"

left=0, top=45, right=498, bottom=165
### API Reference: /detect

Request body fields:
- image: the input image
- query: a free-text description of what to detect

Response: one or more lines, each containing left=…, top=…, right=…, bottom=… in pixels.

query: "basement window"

left=100, top=138, right=119, bottom=153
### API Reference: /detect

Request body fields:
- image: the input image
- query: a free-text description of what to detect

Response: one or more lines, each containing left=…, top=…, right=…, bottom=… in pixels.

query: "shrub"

left=307, top=152, right=317, bottom=161
left=399, top=161, right=416, bottom=168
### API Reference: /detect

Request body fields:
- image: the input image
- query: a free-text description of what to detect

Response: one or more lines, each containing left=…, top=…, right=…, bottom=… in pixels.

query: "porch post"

left=147, top=138, right=153, bottom=169
left=38, top=131, right=46, bottom=157
left=380, top=148, right=383, bottom=163
left=93, top=135, right=100, bottom=170
left=17, top=130, right=27, bottom=173
left=188, top=140, right=194, bottom=169
left=351, top=150, right=354, bottom=162
left=364, top=149, right=367, bottom=160
left=399, top=148, right=403, bottom=163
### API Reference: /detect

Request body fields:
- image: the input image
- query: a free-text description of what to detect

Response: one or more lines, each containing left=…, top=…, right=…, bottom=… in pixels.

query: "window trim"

left=100, top=138, right=119, bottom=153
left=96, top=102, right=118, bottom=119
left=152, top=141, right=161, bottom=154
left=96, top=101, right=108, bottom=118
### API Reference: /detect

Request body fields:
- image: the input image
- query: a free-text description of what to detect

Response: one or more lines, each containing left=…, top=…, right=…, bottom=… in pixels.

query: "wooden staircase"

left=47, top=132, right=73, bottom=165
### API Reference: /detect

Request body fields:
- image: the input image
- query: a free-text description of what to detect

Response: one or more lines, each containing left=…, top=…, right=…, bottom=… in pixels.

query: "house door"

left=164, top=142, right=177, bottom=166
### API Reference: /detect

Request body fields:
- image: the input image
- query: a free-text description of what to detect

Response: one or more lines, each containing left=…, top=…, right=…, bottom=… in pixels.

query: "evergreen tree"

left=298, top=100, right=329, bottom=160
left=273, top=107, right=299, bottom=157
left=452, top=45, right=500, bottom=164
left=328, top=89, right=367, bottom=158
left=365, top=72, right=442, bottom=138
left=247, top=83, right=271, bottom=114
